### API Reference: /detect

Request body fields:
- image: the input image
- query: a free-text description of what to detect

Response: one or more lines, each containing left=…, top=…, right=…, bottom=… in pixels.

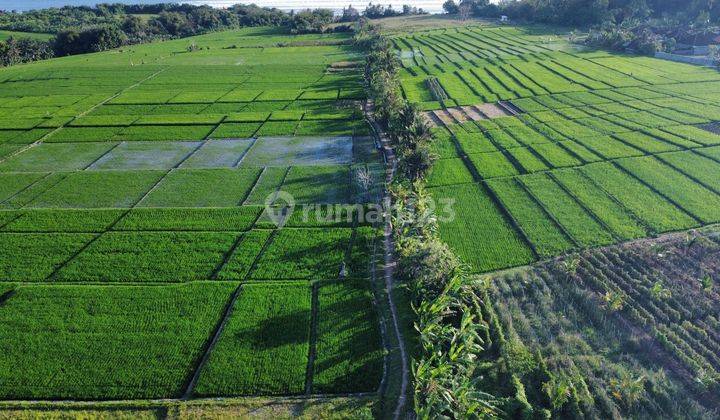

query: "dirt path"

left=365, top=100, right=410, bottom=420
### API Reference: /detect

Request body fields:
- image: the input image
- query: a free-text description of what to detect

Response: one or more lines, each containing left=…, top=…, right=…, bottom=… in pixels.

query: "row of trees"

left=357, top=20, right=500, bottom=418
left=0, top=4, right=350, bottom=67
left=443, top=0, right=720, bottom=26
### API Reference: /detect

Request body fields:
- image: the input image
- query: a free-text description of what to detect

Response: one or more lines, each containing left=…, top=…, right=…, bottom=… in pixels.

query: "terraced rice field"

left=393, top=25, right=720, bottom=272
left=0, top=27, right=384, bottom=400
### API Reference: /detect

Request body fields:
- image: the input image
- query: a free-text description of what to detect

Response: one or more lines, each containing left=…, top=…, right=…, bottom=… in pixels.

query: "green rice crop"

left=248, top=228, right=352, bottom=280
left=658, top=151, right=720, bottom=196
left=507, top=147, right=548, bottom=173
left=70, top=115, right=138, bottom=127
left=0, top=172, right=47, bottom=202
left=139, top=168, right=262, bottom=207
left=0, top=142, right=116, bottom=172
left=616, top=156, right=720, bottom=223
left=243, top=167, right=287, bottom=205
left=613, top=131, right=681, bottom=154
left=210, top=123, right=262, bottom=138
left=426, top=158, right=474, bottom=186
left=313, top=279, right=383, bottom=393
left=215, top=229, right=272, bottom=280
left=551, top=169, right=647, bottom=240
left=572, top=135, right=644, bottom=159
left=26, top=170, right=165, bottom=208
left=2, top=209, right=124, bottom=233
left=45, top=126, right=121, bottom=143
left=55, top=231, right=239, bottom=282
left=431, top=183, right=535, bottom=271
left=194, top=282, right=311, bottom=396
left=282, top=165, right=350, bottom=204
left=134, top=115, right=224, bottom=125
left=486, top=177, right=574, bottom=257
left=520, top=173, right=614, bottom=247
left=0, top=232, right=96, bottom=281
left=0, top=283, right=234, bottom=399
left=661, top=125, right=720, bottom=146
left=485, top=129, right=523, bottom=149
left=113, top=125, right=215, bottom=141
left=430, top=128, right=460, bottom=158
left=529, top=142, right=581, bottom=168
left=454, top=131, right=498, bottom=154
left=467, top=151, right=519, bottom=179
left=581, top=162, right=698, bottom=232
left=255, top=121, right=298, bottom=136
left=114, top=207, right=262, bottom=231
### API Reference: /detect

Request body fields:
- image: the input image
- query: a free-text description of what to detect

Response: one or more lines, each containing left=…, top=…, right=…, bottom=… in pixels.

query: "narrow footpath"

left=364, top=100, right=409, bottom=420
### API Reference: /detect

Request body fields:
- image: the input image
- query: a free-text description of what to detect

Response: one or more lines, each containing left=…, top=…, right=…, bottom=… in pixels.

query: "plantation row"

left=0, top=279, right=382, bottom=400
left=474, top=229, right=720, bottom=417
left=393, top=27, right=720, bottom=110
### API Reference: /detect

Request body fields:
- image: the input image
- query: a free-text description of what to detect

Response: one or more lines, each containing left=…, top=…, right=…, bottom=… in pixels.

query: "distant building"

left=500, top=15, right=508, bottom=22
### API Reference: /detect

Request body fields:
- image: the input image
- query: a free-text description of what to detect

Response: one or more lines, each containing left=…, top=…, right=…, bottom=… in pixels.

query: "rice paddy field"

left=396, top=25, right=720, bottom=273
left=0, top=26, right=385, bottom=402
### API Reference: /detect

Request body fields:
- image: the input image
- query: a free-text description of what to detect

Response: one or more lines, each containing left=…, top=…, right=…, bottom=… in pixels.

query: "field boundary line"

left=304, top=282, right=320, bottom=395
left=545, top=171, right=622, bottom=242
left=654, top=153, right=720, bottom=197
left=173, top=139, right=209, bottom=169
left=575, top=168, right=656, bottom=235
left=233, top=137, right=259, bottom=168
left=514, top=176, right=580, bottom=248
left=82, top=142, right=124, bottom=170
left=182, top=283, right=245, bottom=399
left=0, top=67, right=170, bottom=165
left=242, top=229, right=277, bottom=281
left=610, top=160, right=703, bottom=225
left=241, top=166, right=267, bottom=205
left=0, top=173, right=51, bottom=206
left=441, top=112, right=540, bottom=259
left=365, top=99, right=409, bottom=420
left=237, top=168, right=265, bottom=205
left=210, top=232, right=247, bottom=280
left=130, top=169, right=174, bottom=208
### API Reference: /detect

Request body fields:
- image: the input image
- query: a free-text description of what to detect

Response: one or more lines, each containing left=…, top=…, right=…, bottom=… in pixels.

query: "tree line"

left=0, top=2, right=425, bottom=67
left=442, top=0, right=720, bottom=55
left=357, top=19, right=500, bottom=418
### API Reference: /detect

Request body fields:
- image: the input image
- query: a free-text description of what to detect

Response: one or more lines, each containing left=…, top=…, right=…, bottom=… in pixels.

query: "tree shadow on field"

left=234, top=308, right=311, bottom=349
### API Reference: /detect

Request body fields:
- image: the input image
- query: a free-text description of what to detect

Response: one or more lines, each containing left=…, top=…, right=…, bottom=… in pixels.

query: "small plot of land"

left=0, top=26, right=384, bottom=402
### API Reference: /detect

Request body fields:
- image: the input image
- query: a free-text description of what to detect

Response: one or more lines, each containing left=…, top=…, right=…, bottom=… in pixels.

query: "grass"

left=0, top=283, right=234, bottom=399
left=193, top=282, right=311, bottom=396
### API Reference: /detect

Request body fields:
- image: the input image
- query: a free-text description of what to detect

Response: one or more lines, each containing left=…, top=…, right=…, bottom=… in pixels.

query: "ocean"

left=0, top=0, right=446, bottom=14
